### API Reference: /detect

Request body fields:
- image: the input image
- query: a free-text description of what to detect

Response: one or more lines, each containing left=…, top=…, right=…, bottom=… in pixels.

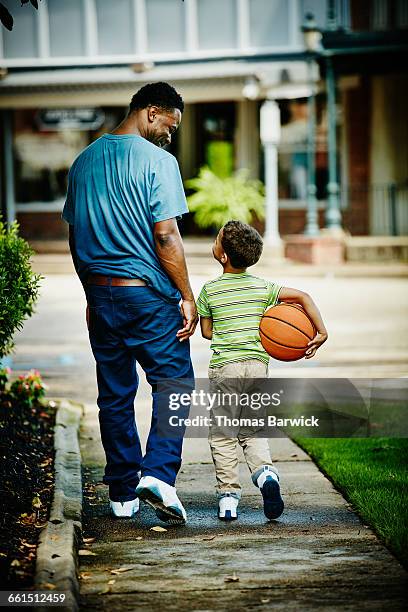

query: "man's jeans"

left=86, top=284, right=194, bottom=502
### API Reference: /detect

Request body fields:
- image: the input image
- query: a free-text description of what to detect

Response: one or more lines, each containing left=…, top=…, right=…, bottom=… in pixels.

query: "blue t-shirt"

left=62, top=134, right=189, bottom=303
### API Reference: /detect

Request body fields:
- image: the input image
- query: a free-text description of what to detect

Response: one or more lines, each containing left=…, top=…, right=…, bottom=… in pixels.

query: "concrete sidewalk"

left=78, top=402, right=407, bottom=611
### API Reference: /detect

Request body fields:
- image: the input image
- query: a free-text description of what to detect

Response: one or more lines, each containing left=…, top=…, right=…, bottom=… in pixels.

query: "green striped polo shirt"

left=197, top=272, right=281, bottom=368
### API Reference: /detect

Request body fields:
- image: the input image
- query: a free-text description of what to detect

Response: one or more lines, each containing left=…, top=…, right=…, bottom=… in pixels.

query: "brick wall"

left=17, top=212, right=68, bottom=241
left=253, top=210, right=326, bottom=237
left=342, top=78, right=371, bottom=235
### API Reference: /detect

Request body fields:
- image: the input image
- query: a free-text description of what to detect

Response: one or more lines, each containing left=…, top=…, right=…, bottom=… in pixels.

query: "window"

left=277, top=97, right=328, bottom=203
left=2, top=0, right=38, bottom=58
left=13, top=107, right=125, bottom=207
left=249, top=0, right=290, bottom=47
left=197, top=0, right=238, bottom=50
left=300, top=0, right=327, bottom=29
left=48, top=0, right=85, bottom=57
left=352, top=0, right=408, bottom=31
left=371, top=0, right=408, bottom=30
left=96, top=0, right=135, bottom=55
left=146, top=0, right=186, bottom=53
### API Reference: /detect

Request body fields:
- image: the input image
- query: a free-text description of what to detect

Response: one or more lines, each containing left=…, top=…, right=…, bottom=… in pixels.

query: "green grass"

left=293, top=437, right=408, bottom=568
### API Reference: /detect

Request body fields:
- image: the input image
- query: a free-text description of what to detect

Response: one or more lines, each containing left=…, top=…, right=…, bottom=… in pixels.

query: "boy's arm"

left=278, top=287, right=328, bottom=359
left=200, top=316, right=213, bottom=340
left=197, top=284, right=212, bottom=339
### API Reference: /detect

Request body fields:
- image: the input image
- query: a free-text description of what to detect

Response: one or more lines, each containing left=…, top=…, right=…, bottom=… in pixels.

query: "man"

left=62, top=82, right=197, bottom=525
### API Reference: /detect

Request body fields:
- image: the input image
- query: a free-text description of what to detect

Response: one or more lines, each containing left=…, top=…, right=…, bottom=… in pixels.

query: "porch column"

left=260, top=100, right=282, bottom=249
left=235, top=99, right=260, bottom=178
left=325, top=57, right=342, bottom=231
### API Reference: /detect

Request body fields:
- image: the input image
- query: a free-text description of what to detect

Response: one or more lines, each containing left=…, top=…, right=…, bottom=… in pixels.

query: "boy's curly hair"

left=129, top=82, right=184, bottom=114
left=221, top=220, right=263, bottom=268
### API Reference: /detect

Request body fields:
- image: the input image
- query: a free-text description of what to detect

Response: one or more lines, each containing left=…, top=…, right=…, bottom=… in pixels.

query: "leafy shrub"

left=0, top=220, right=42, bottom=358
left=186, top=167, right=265, bottom=230
left=0, top=366, right=10, bottom=394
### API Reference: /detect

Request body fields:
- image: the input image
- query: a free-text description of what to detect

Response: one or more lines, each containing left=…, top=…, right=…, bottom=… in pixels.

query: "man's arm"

left=153, top=218, right=198, bottom=341
left=200, top=317, right=213, bottom=340
left=278, top=287, right=328, bottom=359
left=69, top=225, right=89, bottom=328
left=68, top=225, right=80, bottom=276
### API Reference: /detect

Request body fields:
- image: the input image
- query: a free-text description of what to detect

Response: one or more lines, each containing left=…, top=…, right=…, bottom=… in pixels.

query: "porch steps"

left=345, top=236, right=408, bottom=262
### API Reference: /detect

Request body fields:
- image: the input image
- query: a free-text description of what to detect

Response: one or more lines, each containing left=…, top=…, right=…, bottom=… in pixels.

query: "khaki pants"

left=208, top=360, right=279, bottom=497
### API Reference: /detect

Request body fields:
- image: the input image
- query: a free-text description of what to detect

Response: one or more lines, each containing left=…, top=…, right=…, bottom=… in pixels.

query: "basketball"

left=260, top=303, right=316, bottom=361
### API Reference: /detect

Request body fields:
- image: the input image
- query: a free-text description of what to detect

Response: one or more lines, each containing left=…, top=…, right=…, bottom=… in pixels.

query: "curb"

left=35, top=400, right=83, bottom=612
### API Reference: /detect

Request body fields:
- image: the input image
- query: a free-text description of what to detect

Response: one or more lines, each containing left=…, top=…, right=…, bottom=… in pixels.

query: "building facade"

left=0, top=0, right=407, bottom=241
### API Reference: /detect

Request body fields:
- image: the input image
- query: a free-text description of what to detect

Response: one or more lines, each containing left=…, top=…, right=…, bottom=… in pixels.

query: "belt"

left=86, top=274, right=147, bottom=287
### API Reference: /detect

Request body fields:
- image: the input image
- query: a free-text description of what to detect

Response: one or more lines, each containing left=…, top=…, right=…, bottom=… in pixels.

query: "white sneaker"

left=135, top=476, right=187, bottom=524
left=110, top=498, right=140, bottom=518
left=218, top=493, right=239, bottom=521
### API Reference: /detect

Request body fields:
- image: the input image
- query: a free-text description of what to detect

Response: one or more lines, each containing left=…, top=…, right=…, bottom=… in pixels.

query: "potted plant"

left=186, top=166, right=265, bottom=231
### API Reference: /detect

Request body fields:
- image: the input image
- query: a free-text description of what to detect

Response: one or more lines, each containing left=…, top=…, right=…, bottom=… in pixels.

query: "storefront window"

left=13, top=108, right=125, bottom=207
left=277, top=97, right=328, bottom=203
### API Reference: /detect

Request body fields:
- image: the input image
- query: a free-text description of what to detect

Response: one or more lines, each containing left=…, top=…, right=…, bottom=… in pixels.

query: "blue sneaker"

left=135, top=476, right=187, bottom=525
left=257, top=469, right=284, bottom=520
left=218, top=493, right=239, bottom=521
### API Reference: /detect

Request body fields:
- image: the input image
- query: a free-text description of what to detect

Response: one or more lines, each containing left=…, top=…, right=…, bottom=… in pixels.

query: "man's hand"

left=176, top=299, right=198, bottom=342
left=305, top=331, right=328, bottom=359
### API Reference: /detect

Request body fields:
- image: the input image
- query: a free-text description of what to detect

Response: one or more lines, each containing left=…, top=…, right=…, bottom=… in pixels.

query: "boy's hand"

left=305, top=332, right=328, bottom=359
left=177, top=299, right=198, bottom=341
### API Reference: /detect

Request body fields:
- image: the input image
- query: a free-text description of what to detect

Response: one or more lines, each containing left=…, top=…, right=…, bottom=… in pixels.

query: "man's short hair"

left=130, top=82, right=184, bottom=114
left=221, top=220, right=263, bottom=268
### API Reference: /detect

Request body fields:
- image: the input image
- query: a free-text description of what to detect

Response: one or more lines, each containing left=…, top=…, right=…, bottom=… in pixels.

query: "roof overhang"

left=0, top=60, right=312, bottom=108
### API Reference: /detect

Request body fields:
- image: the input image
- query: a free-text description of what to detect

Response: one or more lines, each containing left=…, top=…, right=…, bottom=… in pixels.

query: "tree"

left=0, top=0, right=41, bottom=31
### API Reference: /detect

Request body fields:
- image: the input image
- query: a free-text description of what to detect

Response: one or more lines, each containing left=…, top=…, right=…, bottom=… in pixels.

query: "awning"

left=0, top=60, right=311, bottom=108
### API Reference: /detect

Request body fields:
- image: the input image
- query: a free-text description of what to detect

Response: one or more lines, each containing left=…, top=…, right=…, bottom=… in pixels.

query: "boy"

left=197, top=220, right=328, bottom=521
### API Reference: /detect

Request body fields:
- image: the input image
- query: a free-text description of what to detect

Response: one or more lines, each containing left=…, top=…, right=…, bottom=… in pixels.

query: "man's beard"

left=148, top=132, right=166, bottom=148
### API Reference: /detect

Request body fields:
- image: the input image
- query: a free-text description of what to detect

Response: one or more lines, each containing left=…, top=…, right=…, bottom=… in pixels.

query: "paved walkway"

left=78, top=402, right=407, bottom=610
